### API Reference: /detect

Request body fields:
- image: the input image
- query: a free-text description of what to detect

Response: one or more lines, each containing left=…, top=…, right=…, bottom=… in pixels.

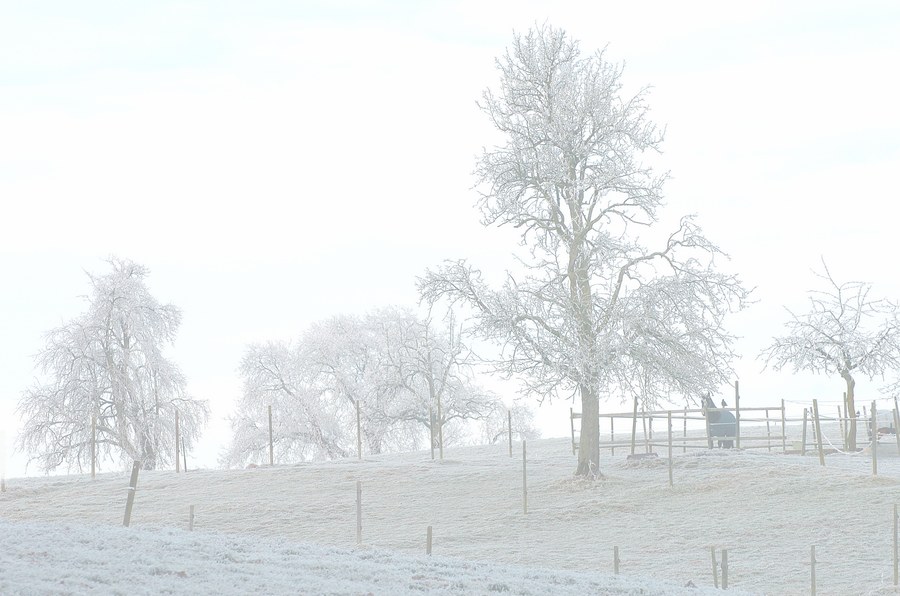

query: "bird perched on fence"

left=721, top=399, right=728, bottom=408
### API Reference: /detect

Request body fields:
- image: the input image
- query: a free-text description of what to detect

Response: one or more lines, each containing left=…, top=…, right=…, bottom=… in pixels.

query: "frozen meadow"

left=3, top=436, right=900, bottom=595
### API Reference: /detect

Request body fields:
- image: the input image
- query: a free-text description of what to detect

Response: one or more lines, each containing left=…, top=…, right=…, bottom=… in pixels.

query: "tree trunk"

left=842, top=372, right=857, bottom=451
left=576, top=385, right=600, bottom=476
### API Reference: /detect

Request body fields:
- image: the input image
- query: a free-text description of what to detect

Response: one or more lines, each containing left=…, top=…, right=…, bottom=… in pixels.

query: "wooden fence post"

left=268, top=405, right=274, bottom=467
left=630, top=396, right=638, bottom=455
left=872, top=401, right=878, bottom=476
left=893, top=503, right=898, bottom=587
left=182, top=436, right=187, bottom=473
left=781, top=399, right=787, bottom=453
left=356, top=480, right=362, bottom=545
left=91, top=415, right=97, bottom=479
left=811, top=545, right=817, bottom=596
left=175, top=410, right=181, bottom=473
left=356, top=400, right=362, bottom=461
left=667, top=411, right=673, bottom=487
left=570, top=407, right=576, bottom=456
left=430, top=407, right=435, bottom=460
left=735, top=380, right=741, bottom=450
left=721, top=548, right=728, bottom=590
left=614, top=546, right=620, bottom=575
left=122, top=460, right=141, bottom=527
left=838, top=405, right=845, bottom=451
left=683, top=407, right=688, bottom=454
left=522, top=440, right=528, bottom=515
left=801, top=408, right=808, bottom=456
left=704, top=402, right=713, bottom=450
left=508, top=409, right=513, bottom=458
left=893, top=409, right=900, bottom=457
left=813, top=399, right=825, bottom=466
left=437, top=396, right=444, bottom=461
left=710, top=546, right=719, bottom=589
left=426, top=525, right=433, bottom=555
left=765, top=408, right=771, bottom=452
left=189, top=505, right=195, bottom=531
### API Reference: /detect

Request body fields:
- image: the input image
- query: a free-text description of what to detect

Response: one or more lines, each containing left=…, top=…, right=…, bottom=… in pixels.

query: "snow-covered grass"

left=3, top=436, right=900, bottom=595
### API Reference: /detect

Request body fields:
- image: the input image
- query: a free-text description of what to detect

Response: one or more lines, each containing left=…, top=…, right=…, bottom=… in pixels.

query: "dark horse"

left=701, top=394, right=736, bottom=448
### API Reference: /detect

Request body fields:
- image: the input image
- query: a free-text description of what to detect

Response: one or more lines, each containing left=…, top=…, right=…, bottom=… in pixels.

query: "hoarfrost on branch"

left=419, top=24, right=750, bottom=476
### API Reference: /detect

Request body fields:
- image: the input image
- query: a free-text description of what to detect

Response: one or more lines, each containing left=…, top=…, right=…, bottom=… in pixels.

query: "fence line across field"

left=571, top=400, right=900, bottom=467
left=570, top=401, right=793, bottom=455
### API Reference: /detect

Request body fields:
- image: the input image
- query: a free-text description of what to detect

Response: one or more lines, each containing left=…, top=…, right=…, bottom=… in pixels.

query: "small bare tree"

left=17, top=258, right=208, bottom=472
left=419, top=25, right=749, bottom=476
left=760, top=260, right=900, bottom=450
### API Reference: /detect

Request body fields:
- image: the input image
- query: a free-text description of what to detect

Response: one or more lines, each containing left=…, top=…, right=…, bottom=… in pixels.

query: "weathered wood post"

left=667, top=411, right=673, bottom=487
left=122, top=460, right=141, bottom=527
left=437, top=395, right=444, bottom=461
left=91, top=414, right=97, bottom=479
left=721, top=548, right=728, bottom=590
left=268, top=405, right=274, bottom=466
left=710, top=546, right=719, bottom=589
left=614, top=546, right=620, bottom=575
left=356, top=480, right=362, bottom=545
left=893, top=503, right=898, bottom=587
left=765, top=408, right=772, bottom=452
left=813, top=399, right=825, bottom=466
left=837, top=405, right=846, bottom=450
left=175, top=410, right=181, bottom=473
left=683, top=406, right=688, bottom=454
left=704, top=401, right=713, bottom=450
left=801, top=408, right=809, bottom=456
left=811, top=545, right=817, bottom=596
left=508, top=409, right=513, bottom=458
left=781, top=399, right=787, bottom=453
left=570, top=407, right=576, bottom=456
left=182, top=436, right=187, bottom=473
left=843, top=391, right=849, bottom=449
left=426, top=525, right=433, bottom=555
left=631, top=396, right=639, bottom=455
left=872, top=401, right=878, bottom=476
left=430, top=406, right=435, bottom=460
left=356, top=399, right=362, bottom=461
left=893, top=408, right=900, bottom=456
left=522, top=440, right=528, bottom=515
left=189, top=505, right=195, bottom=531
left=735, top=380, right=741, bottom=449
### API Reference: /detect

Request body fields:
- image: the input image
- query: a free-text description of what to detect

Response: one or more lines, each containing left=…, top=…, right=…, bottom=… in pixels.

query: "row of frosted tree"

left=223, top=308, right=538, bottom=467
left=17, top=24, right=900, bottom=477
left=16, top=259, right=537, bottom=473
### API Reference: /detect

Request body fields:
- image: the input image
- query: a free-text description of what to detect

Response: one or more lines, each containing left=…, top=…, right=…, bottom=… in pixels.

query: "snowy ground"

left=3, top=429, right=900, bottom=595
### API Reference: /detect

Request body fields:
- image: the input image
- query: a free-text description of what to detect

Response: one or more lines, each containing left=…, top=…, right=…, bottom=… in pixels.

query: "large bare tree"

left=419, top=25, right=749, bottom=476
left=760, top=261, right=900, bottom=450
left=17, top=258, right=208, bottom=471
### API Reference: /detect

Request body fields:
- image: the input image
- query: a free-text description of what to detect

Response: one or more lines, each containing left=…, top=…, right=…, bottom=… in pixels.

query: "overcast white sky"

left=2, top=1, right=899, bottom=477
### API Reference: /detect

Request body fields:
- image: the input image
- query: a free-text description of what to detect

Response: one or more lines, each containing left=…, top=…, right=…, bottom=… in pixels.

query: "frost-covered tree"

left=17, top=258, right=208, bottom=471
left=223, top=308, right=505, bottom=467
left=375, top=310, right=503, bottom=447
left=760, top=261, right=900, bottom=450
left=419, top=25, right=749, bottom=476
left=224, top=341, right=351, bottom=466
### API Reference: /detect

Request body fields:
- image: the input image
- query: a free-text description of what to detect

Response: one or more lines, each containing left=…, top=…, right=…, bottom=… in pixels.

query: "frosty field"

left=3, top=436, right=900, bottom=595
